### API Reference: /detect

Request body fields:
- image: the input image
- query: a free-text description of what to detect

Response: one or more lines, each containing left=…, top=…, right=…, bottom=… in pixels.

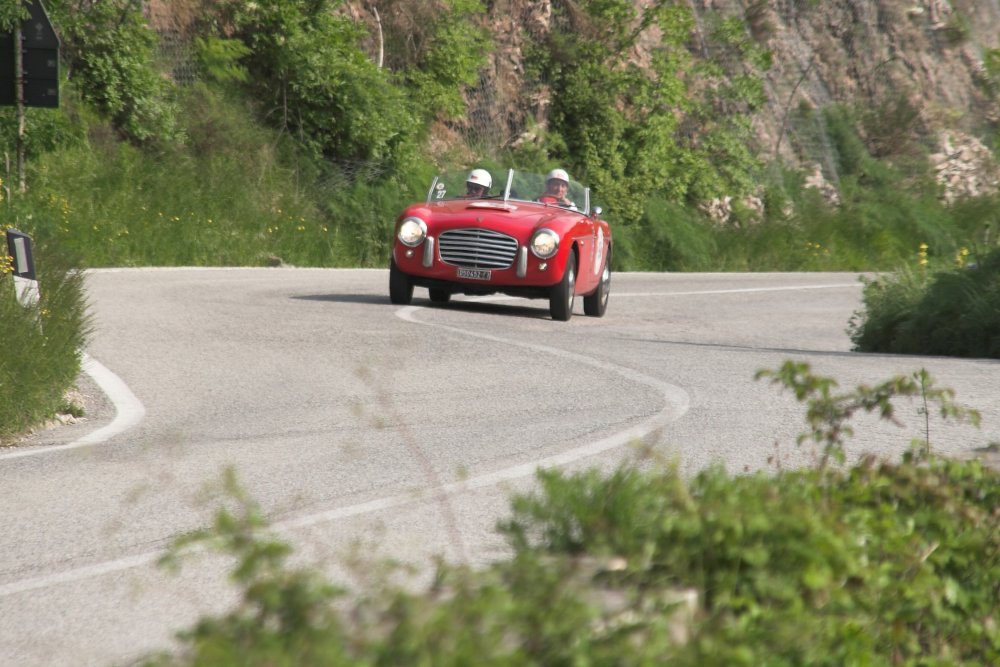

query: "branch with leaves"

left=756, top=361, right=981, bottom=466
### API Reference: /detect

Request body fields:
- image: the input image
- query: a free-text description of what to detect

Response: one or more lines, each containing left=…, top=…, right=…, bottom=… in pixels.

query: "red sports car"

left=389, top=168, right=611, bottom=321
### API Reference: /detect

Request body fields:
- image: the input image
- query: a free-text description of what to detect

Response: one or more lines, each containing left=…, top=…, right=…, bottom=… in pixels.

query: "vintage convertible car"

left=388, top=168, right=611, bottom=321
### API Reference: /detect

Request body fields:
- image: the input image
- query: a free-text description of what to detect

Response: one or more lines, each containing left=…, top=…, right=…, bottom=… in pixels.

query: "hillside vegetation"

left=0, top=0, right=998, bottom=272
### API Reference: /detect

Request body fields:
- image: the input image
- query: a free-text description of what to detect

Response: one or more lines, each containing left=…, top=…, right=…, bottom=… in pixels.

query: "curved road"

left=1, top=268, right=997, bottom=666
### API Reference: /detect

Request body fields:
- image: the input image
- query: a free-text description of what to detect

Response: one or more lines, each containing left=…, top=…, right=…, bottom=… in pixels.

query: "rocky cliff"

left=145, top=0, right=1000, bottom=199
left=469, top=0, right=1000, bottom=200
left=733, top=0, right=1000, bottom=196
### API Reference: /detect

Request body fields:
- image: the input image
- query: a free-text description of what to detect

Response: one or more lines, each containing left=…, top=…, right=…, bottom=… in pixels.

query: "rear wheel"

left=389, top=259, right=413, bottom=305
left=549, top=249, right=577, bottom=321
left=583, top=254, right=610, bottom=317
left=428, top=288, right=451, bottom=304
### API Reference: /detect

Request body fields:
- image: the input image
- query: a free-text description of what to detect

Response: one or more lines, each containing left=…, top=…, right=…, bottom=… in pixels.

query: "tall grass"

left=849, top=246, right=1000, bottom=358
left=0, top=241, right=89, bottom=442
left=6, top=85, right=423, bottom=270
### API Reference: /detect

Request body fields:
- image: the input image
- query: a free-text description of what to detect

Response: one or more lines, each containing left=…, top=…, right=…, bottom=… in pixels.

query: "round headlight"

left=530, top=228, right=560, bottom=259
left=397, top=217, right=427, bottom=247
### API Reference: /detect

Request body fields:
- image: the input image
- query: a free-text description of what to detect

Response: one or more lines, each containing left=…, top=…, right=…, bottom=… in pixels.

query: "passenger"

left=465, top=168, right=492, bottom=198
left=537, top=168, right=577, bottom=209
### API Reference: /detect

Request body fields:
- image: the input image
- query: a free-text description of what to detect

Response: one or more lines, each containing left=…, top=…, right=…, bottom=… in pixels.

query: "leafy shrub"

left=849, top=247, right=1000, bottom=358
left=382, top=0, right=492, bottom=124
left=203, top=0, right=421, bottom=171
left=0, top=98, right=87, bottom=160
left=47, top=0, right=181, bottom=143
left=503, top=455, right=999, bottom=666
left=525, top=1, right=771, bottom=224
left=145, top=366, right=999, bottom=666
left=0, top=0, right=25, bottom=30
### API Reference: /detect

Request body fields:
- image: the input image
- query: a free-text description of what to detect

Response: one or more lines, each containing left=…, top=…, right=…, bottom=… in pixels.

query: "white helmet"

left=467, top=168, right=492, bottom=189
left=546, top=168, right=570, bottom=184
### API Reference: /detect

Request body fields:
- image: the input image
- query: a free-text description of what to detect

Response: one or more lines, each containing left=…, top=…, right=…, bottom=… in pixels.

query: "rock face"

left=730, top=0, right=1000, bottom=196
left=455, top=0, right=1000, bottom=202
left=143, top=0, right=1000, bottom=200
left=930, top=131, right=1000, bottom=202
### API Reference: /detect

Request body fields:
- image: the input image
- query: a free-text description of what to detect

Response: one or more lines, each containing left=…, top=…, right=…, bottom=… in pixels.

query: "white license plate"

left=457, top=268, right=491, bottom=280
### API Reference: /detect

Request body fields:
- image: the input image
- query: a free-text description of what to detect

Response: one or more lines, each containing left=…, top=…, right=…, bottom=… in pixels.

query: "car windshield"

left=425, top=169, right=590, bottom=215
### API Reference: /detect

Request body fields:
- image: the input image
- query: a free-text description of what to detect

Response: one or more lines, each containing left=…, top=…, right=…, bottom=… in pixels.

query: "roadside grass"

left=4, top=85, right=422, bottom=271
left=5, top=82, right=995, bottom=274
left=140, top=365, right=999, bottom=666
left=10, top=87, right=323, bottom=268
left=697, top=184, right=985, bottom=273
left=0, top=241, right=89, bottom=442
left=849, top=246, right=1000, bottom=359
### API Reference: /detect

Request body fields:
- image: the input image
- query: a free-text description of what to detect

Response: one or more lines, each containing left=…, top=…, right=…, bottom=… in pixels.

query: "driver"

left=537, top=168, right=577, bottom=209
left=465, top=168, right=492, bottom=198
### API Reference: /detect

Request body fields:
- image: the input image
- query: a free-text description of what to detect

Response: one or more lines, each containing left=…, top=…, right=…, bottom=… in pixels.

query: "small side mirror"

left=592, top=206, right=603, bottom=218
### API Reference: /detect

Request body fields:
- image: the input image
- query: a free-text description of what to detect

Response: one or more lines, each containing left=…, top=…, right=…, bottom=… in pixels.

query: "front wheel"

left=583, top=254, right=610, bottom=317
left=389, top=259, right=413, bottom=305
left=549, top=249, right=577, bottom=321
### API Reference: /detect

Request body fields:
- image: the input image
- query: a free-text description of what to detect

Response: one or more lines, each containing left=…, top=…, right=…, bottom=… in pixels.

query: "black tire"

left=389, top=259, right=413, bottom=305
left=549, top=249, right=577, bottom=321
left=583, top=252, right=611, bottom=317
left=428, top=288, right=451, bottom=304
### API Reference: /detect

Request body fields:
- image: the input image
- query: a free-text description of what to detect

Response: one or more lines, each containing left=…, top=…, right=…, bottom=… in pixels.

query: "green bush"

left=144, top=366, right=999, bottom=666
left=47, top=0, right=181, bottom=144
left=502, top=455, right=999, bottom=666
left=204, top=0, right=422, bottom=171
left=849, top=247, right=1000, bottom=358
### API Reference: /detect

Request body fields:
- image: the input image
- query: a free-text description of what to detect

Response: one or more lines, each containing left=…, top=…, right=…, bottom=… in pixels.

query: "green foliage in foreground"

left=141, top=366, right=999, bottom=667
left=849, top=246, right=1000, bottom=359
left=0, top=241, right=89, bottom=442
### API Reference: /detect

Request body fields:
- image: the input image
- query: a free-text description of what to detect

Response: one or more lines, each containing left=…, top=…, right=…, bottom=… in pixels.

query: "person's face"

left=546, top=179, right=568, bottom=196
left=467, top=183, right=487, bottom=197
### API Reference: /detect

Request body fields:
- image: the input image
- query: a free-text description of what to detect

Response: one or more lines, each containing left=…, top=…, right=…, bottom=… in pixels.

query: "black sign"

left=22, top=0, right=58, bottom=50
left=6, top=229, right=36, bottom=280
left=0, top=0, right=59, bottom=108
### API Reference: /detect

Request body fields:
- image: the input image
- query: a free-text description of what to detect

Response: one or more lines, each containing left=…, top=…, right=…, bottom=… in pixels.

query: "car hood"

left=400, top=199, right=574, bottom=231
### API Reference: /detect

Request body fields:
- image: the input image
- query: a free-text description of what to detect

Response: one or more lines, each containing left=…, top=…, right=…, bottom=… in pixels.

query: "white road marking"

left=0, top=354, right=145, bottom=461
left=279, top=305, right=692, bottom=530
left=460, top=282, right=861, bottom=304
left=0, top=552, right=160, bottom=597
left=612, top=283, right=862, bottom=297
left=0, top=279, right=853, bottom=594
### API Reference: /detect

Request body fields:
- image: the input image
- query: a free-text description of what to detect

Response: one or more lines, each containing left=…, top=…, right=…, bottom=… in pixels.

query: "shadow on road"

left=293, top=293, right=387, bottom=305
left=293, top=293, right=552, bottom=320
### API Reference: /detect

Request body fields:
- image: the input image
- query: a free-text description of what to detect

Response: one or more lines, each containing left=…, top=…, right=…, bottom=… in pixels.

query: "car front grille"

left=438, top=228, right=518, bottom=269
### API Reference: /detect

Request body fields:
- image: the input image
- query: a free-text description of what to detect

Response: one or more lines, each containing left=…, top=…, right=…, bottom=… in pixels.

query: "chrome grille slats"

left=439, top=228, right=518, bottom=269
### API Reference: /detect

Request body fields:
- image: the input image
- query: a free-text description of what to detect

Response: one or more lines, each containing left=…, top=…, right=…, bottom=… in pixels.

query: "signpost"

left=0, top=0, right=59, bottom=191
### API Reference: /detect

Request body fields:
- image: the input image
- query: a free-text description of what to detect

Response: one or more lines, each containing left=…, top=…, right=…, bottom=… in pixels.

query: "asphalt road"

left=2, top=268, right=997, bottom=666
